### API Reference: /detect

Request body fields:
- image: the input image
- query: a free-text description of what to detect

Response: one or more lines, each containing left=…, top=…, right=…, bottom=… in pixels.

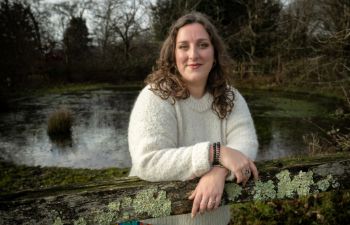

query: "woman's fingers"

left=193, top=196, right=220, bottom=217
left=235, top=169, right=244, bottom=183
left=241, top=168, right=250, bottom=186
left=190, top=167, right=226, bottom=217
left=238, top=160, right=258, bottom=186
left=207, top=198, right=216, bottom=210
left=199, top=197, right=209, bottom=213
left=188, top=190, right=196, bottom=200
left=192, top=195, right=219, bottom=217
left=249, top=160, right=259, bottom=180
left=191, top=193, right=201, bottom=218
left=214, top=196, right=221, bottom=208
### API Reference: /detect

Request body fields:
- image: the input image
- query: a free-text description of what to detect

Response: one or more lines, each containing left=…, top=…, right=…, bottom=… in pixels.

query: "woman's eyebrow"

left=177, top=38, right=210, bottom=44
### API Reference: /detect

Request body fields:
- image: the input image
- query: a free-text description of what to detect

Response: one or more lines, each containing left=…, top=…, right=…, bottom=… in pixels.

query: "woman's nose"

left=188, top=46, right=199, bottom=60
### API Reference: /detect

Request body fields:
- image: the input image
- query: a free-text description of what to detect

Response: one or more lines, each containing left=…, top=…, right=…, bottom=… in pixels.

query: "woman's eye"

left=199, top=43, right=209, bottom=48
left=178, top=45, right=188, bottom=50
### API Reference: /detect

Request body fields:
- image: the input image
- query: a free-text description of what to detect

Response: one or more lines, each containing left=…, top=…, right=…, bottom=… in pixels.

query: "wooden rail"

left=1, top=153, right=350, bottom=225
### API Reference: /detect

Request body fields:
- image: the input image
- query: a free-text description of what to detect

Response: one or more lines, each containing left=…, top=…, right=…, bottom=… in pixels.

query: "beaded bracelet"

left=212, top=142, right=223, bottom=167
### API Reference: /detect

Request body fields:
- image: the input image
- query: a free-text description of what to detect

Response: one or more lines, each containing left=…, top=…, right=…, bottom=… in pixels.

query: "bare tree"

left=317, top=0, right=350, bottom=61
left=52, top=0, right=93, bottom=41
left=0, top=0, right=43, bottom=85
left=93, top=0, right=122, bottom=58
left=93, top=0, right=149, bottom=60
left=276, top=0, right=350, bottom=83
left=112, top=0, right=149, bottom=59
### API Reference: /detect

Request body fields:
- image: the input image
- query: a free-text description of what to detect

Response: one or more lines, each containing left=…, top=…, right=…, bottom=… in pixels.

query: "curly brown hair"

left=145, top=12, right=235, bottom=119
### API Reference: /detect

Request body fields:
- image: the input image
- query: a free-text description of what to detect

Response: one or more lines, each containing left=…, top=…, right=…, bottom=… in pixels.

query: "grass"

left=0, top=161, right=129, bottom=195
left=4, top=82, right=144, bottom=103
left=36, top=82, right=143, bottom=95
left=234, top=77, right=350, bottom=101
left=258, top=97, right=328, bottom=118
left=229, top=189, right=350, bottom=225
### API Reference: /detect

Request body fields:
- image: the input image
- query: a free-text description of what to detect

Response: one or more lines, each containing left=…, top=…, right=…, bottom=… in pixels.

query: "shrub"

left=47, top=107, right=73, bottom=140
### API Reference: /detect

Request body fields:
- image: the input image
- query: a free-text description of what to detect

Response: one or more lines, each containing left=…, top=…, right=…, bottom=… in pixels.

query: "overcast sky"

left=40, top=0, right=291, bottom=41
left=40, top=0, right=152, bottom=42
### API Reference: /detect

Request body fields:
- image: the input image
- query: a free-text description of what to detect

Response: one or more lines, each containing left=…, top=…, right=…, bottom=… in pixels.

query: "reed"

left=47, top=107, right=73, bottom=139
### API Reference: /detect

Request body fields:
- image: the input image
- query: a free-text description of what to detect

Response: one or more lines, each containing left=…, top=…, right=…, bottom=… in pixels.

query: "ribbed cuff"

left=192, top=142, right=211, bottom=177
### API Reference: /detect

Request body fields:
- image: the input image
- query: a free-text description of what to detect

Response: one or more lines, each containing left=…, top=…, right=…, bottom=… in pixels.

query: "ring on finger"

left=242, top=168, right=251, bottom=177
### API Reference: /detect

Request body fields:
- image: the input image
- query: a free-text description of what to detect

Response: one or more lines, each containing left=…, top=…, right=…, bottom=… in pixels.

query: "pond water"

left=0, top=87, right=339, bottom=168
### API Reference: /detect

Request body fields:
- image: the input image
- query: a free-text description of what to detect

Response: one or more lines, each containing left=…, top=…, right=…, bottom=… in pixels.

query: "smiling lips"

left=187, top=63, right=201, bottom=69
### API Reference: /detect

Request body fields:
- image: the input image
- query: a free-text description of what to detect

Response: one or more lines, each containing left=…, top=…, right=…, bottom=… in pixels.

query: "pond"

left=0, top=87, right=340, bottom=169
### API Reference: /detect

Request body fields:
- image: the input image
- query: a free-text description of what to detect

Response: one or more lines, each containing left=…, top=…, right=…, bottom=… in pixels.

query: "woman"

left=128, top=12, right=258, bottom=225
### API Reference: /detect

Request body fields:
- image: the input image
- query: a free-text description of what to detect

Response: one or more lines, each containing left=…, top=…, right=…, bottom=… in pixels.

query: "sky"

left=40, top=0, right=292, bottom=41
left=40, top=0, right=152, bottom=41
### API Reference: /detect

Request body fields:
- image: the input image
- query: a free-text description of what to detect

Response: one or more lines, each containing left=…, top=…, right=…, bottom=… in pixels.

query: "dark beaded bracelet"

left=213, top=142, right=217, bottom=164
left=213, top=142, right=222, bottom=167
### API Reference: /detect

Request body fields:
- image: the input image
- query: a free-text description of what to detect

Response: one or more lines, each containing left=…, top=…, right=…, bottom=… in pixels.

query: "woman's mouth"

left=188, top=63, right=201, bottom=69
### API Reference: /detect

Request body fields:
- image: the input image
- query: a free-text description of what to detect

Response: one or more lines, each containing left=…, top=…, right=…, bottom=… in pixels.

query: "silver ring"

left=208, top=200, right=215, bottom=205
left=242, top=168, right=251, bottom=177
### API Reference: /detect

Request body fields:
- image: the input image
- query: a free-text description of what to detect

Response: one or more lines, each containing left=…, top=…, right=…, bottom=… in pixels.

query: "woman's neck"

left=188, top=84, right=206, bottom=99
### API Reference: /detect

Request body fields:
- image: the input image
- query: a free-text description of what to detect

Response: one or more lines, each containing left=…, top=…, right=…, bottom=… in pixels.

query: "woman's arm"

left=225, top=90, right=258, bottom=160
left=189, top=90, right=259, bottom=217
left=128, top=87, right=211, bottom=181
left=221, top=89, right=259, bottom=182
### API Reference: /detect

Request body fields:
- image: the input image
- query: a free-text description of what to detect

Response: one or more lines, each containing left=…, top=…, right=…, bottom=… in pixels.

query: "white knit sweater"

left=128, top=86, right=258, bottom=225
left=128, top=86, right=258, bottom=182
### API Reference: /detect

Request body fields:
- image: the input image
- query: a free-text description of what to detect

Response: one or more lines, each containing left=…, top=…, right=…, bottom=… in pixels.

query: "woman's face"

left=175, top=23, right=214, bottom=89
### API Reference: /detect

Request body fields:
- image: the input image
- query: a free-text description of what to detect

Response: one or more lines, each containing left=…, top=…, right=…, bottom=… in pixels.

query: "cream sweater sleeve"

left=128, top=87, right=211, bottom=182
left=226, top=90, right=258, bottom=160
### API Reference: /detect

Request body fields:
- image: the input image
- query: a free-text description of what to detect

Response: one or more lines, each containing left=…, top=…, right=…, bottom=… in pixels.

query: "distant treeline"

left=0, top=0, right=349, bottom=89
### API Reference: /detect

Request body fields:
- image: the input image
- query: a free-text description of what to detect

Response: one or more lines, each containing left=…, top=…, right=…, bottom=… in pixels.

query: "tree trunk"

left=1, top=153, right=350, bottom=225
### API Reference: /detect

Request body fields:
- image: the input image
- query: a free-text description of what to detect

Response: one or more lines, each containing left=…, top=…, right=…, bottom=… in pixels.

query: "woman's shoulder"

left=227, top=86, right=251, bottom=116
left=130, top=85, right=177, bottom=124
left=134, top=85, right=174, bottom=110
left=227, top=86, right=244, bottom=103
left=137, top=85, right=169, bottom=101
left=138, top=85, right=155, bottom=97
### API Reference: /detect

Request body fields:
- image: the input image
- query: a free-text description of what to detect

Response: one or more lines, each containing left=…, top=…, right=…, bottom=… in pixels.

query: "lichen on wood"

left=73, top=217, right=87, bottom=225
left=276, top=170, right=293, bottom=198
left=94, top=201, right=120, bottom=225
left=252, top=180, right=276, bottom=201
left=133, top=188, right=171, bottom=218
left=291, top=171, right=314, bottom=196
left=229, top=189, right=350, bottom=225
left=1, top=153, right=350, bottom=225
left=52, top=217, right=63, bottom=225
left=64, top=188, right=171, bottom=225
left=253, top=169, right=339, bottom=202
left=225, top=183, right=242, bottom=201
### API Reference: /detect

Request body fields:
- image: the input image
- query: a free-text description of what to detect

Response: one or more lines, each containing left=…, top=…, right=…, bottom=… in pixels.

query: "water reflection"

left=246, top=90, right=337, bottom=160
left=0, top=89, right=135, bottom=168
left=0, top=88, right=337, bottom=168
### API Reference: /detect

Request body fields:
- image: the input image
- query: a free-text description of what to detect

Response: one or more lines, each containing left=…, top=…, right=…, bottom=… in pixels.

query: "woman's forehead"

left=176, top=23, right=210, bottom=42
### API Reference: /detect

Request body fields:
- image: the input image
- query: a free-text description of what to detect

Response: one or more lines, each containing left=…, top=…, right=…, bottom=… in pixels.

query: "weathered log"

left=1, top=153, right=350, bottom=225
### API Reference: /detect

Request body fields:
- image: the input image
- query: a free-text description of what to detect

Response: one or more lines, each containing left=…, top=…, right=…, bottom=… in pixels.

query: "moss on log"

left=0, top=161, right=129, bottom=195
left=229, top=189, right=350, bottom=225
left=1, top=153, right=350, bottom=225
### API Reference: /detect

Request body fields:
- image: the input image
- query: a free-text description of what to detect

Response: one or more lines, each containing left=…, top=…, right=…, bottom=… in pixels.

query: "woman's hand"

left=220, top=146, right=259, bottom=185
left=188, top=167, right=228, bottom=218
